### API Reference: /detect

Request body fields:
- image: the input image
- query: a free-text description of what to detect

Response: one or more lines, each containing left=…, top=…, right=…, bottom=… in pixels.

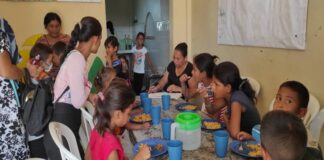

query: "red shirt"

left=89, top=129, right=125, bottom=160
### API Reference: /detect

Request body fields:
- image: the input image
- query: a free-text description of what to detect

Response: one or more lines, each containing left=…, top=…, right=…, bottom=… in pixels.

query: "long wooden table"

left=120, top=97, right=246, bottom=160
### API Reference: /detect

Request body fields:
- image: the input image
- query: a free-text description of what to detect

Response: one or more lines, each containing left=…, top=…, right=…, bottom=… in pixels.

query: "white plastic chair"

left=269, top=94, right=320, bottom=127
left=309, top=109, right=324, bottom=148
left=80, top=107, right=95, bottom=142
left=242, top=76, right=261, bottom=97
left=49, top=122, right=81, bottom=160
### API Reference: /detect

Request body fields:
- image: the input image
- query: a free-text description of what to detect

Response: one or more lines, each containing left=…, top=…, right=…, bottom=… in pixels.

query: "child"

left=211, top=61, right=260, bottom=139
left=260, top=110, right=307, bottom=160
left=132, top=32, right=155, bottom=95
left=28, top=43, right=53, bottom=81
left=104, top=36, right=127, bottom=79
left=179, top=53, right=226, bottom=122
left=86, top=82, right=151, bottom=160
left=94, top=67, right=150, bottom=132
left=26, top=43, right=54, bottom=159
left=52, top=41, right=66, bottom=67
left=118, top=55, right=129, bottom=79
left=94, top=67, right=117, bottom=92
left=50, top=41, right=66, bottom=79
left=273, top=81, right=322, bottom=159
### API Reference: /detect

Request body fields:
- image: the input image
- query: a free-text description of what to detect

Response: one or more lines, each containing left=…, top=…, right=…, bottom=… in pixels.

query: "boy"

left=104, top=36, right=127, bottom=79
left=261, top=110, right=307, bottom=160
left=239, top=81, right=322, bottom=159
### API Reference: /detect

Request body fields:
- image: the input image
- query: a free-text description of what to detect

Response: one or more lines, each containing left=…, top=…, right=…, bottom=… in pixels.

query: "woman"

left=43, top=16, right=102, bottom=160
left=36, top=12, right=70, bottom=47
left=0, top=18, right=29, bottom=159
left=148, top=42, right=193, bottom=93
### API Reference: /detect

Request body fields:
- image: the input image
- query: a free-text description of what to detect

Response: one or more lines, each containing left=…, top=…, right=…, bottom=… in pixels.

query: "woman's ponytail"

left=61, top=24, right=80, bottom=63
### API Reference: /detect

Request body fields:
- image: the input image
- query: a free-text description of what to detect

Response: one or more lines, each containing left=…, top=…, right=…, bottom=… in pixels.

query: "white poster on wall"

left=217, top=0, right=308, bottom=50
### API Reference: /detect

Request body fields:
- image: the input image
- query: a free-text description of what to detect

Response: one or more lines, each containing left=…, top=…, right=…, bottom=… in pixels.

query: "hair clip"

left=239, top=78, right=248, bottom=90
left=97, top=92, right=105, bottom=101
left=35, top=54, right=40, bottom=60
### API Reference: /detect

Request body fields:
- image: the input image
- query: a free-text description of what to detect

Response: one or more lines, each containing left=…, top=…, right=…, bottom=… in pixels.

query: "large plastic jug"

left=170, top=112, right=201, bottom=150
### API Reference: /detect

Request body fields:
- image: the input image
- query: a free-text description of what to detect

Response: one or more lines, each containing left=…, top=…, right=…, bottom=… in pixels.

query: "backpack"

left=21, top=69, right=54, bottom=136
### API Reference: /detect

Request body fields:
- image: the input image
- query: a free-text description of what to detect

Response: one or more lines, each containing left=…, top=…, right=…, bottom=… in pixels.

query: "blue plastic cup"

left=150, top=106, right=161, bottom=126
left=213, top=130, right=229, bottom=158
left=142, top=98, right=152, bottom=113
left=167, top=140, right=183, bottom=160
left=140, top=92, right=149, bottom=107
left=252, top=124, right=261, bottom=143
left=161, top=118, right=173, bottom=140
left=162, top=95, right=171, bottom=111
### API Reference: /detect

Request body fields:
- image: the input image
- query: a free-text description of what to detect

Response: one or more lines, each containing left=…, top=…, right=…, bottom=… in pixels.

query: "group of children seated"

left=25, top=31, right=322, bottom=160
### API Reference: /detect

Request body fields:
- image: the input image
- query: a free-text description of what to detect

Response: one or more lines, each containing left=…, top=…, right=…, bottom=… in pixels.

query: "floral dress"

left=0, top=19, right=29, bottom=160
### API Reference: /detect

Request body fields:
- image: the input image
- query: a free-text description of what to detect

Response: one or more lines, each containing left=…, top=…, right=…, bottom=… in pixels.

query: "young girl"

left=180, top=53, right=226, bottom=121
left=132, top=32, right=155, bottom=95
left=49, top=41, right=66, bottom=79
left=118, top=55, right=129, bottom=79
left=44, top=16, right=102, bottom=160
left=94, top=67, right=150, bottom=131
left=211, top=61, right=260, bottom=139
left=105, top=36, right=128, bottom=79
left=86, top=82, right=151, bottom=160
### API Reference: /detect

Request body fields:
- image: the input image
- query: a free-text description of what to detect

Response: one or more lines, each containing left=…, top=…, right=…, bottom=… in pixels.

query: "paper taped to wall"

left=217, top=0, right=308, bottom=50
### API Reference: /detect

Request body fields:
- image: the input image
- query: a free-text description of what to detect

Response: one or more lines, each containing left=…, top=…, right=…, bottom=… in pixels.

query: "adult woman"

left=148, top=42, right=193, bottom=93
left=36, top=12, right=70, bottom=47
left=43, top=16, right=102, bottom=160
left=0, top=18, right=29, bottom=159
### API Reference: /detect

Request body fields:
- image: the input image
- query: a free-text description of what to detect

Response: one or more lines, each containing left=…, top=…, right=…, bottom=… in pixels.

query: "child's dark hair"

left=261, top=110, right=307, bottom=160
left=104, top=36, right=119, bottom=49
left=52, top=41, right=67, bottom=64
left=213, top=61, right=256, bottom=102
left=94, top=81, right=135, bottom=135
left=30, top=43, right=52, bottom=61
left=193, top=53, right=218, bottom=78
left=62, top=16, right=102, bottom=62
left=94, top=67, right=116, bottom=91
left=136, top=32, right=145, bottom=39
left=280, top=81, right=309, bottom=109
left=175, top=42, right=188, bottom=58
left=44, top=12, right=61, bottom=28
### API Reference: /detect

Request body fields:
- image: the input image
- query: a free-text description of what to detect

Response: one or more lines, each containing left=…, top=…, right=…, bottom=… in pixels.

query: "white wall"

left=106, top=0, right=134, bottom=42
left=132, top=0, right=170, bottom=71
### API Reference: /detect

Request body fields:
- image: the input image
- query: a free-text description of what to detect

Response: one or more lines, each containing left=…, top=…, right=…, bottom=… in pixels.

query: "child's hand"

left=179, top=74, right=191, bottom=84
left=137, top=144, right=151, bottom=160
left=166, top=84, right=181, bottom=93
left=148, top=86, right=157, bottom=93
left=236, top=131, right=253, bottom=141
left=197, top=86, right=207, bottom=98
left=141, top=122, right=151, bottom=129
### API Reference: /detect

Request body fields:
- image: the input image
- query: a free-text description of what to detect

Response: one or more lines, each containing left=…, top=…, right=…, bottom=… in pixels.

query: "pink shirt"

left=89, top=129, right=125, bottom=160
left=53, top=50, right=91, bottom=108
